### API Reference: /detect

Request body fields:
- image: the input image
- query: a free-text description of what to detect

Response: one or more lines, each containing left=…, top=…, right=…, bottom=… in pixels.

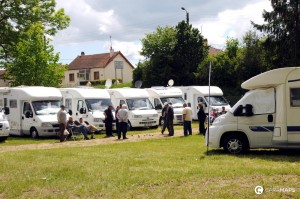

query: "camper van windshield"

left=126, top=98, right=154, bottom=110
left=161, top=97, right=185, bottom=108
left=85, top=99, right=113, bottom=112
left=204, top=96, right=228, bottom=106
left=32, top=100, right=61, bottom=115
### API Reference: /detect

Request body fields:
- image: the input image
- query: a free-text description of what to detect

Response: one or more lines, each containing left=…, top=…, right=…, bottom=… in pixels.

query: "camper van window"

left=32, top=101, right=61, bottom=115
left=85, top=99, right=113, bottom=112
left=77, top=100, right=84, bottom=111
left=161, top=97, right=185, bottom=108
left=290, top=88, right=300, bottom=107
left=204, top=96, right=228, bottom=106
left=126, top=98, right=154, bottom=110
left=65, top=99, right=72, bottom=110
left=23, top=102, right=32, bottom=115
left=154, top=98, right=160, bottom=107
left=9, top=100, right=17, bottom=108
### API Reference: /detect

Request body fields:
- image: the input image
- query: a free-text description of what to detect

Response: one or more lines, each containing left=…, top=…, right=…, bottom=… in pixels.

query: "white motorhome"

left=146, top=87, right=185, bottom=125
left=178, top=86, right=231, bottom=120
left=60, top=87, right=114, bottom=130
left=0, top=86, right=62, bottom=138
left=207, top=67, right=300, bottom=154
left=0, top=110, right=9, bottom=141
left=108, top=88, right=159, bottom=129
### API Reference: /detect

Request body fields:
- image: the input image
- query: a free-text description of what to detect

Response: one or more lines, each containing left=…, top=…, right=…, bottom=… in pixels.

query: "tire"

left=222, top=135, right=247, bottom=154
left=0, top=136, right=8, bottom=142
left=30, top=128, right=39, bottom=139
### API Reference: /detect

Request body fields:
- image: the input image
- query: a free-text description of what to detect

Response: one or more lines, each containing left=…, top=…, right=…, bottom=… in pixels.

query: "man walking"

left=117, top=104, right=129, bottom=139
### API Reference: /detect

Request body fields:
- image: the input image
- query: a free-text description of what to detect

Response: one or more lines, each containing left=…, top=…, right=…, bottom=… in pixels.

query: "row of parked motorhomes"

left=1, top=67, right=300, bottom=154
left=0, top=86, right=229, bottom=139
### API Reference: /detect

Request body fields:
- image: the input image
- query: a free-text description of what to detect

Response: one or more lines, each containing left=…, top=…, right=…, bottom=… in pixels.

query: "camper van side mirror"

left=245, top=104, right=253, bottom=117
left=68, top=110, right=73, bottom=116
left=80, top=107, right=86, bottom=114
left=3, top=107, right=9, bottom=115
left=25, top=111, right=33, bottom=118
left=233, top=105, right=243, bottom=116
left=155, top=104, right=162, bottom=110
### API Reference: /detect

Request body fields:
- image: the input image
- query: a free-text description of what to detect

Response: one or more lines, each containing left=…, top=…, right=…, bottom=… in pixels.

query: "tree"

left=0, top=0, right=70, bottom=60
left=4, top=23, right=66, bottom=87
left=252, top=0, right=300, bottom=67
left=172, top=21, right=208, bottom=85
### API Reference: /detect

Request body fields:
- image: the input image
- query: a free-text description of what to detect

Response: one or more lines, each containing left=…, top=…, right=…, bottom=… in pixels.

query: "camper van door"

left=22, top=101, right=34, bottom=135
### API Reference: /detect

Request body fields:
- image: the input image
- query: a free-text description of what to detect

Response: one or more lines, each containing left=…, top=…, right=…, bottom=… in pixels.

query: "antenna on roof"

left=110, top=35, right=112, bottom=50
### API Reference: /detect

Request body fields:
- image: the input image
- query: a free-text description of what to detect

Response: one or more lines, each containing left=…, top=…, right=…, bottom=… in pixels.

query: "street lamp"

left=181, top=7, right=189, bottom=24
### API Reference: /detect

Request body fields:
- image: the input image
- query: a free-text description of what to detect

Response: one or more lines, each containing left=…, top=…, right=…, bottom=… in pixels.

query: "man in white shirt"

left=117, top=104, right=129, bottom=140
left=182, top=103, right=193, bottom=136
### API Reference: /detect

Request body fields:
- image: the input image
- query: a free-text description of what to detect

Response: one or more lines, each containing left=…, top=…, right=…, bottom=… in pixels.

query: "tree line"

left=133, top=0, right=300, bottom=105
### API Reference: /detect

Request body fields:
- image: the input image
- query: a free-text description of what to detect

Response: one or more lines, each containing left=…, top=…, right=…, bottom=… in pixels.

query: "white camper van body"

left=178, top=86, right=231, bottom=120
left=146, top=87, right=185, bottom=124
left=0, top=86, right=62, bottom=138
left=108, top=88, right=159, bottom=129
left=60, top=88, right=114, bottom=130
left=207, top=67, right=300, bottom=154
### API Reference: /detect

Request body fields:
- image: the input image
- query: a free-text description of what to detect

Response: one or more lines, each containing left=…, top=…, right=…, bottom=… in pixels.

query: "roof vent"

left=81, top=51, right=85, bottom=56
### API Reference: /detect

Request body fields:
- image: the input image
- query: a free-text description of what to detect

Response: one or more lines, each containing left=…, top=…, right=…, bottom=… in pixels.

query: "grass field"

left=0, top=124, right=300, bottom=199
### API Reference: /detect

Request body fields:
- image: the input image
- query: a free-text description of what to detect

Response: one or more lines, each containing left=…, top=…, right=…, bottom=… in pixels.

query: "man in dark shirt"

left=104, top=105, right=114, bottom=137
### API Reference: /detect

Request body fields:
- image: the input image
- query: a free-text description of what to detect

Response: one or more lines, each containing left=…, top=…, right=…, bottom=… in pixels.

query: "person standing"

left=57, top=105, right=67, bottom=142
left=166, top=102, right=174, bottom=136
left=117, top=104, right=129, bottom=139
left=197, top=104, right=207, bottom=136
left=115, top=105, right=121, bottom=136
left=161, top=102, right=168, bottom=134
left=182, top=103, right=193, bottom=136
left=103, top=105, right=114, bottom=137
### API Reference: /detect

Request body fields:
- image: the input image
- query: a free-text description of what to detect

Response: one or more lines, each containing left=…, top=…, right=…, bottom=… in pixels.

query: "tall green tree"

left=0, top=0, right=70, bottom=60
left=4, top=23, right=66, bottom=87
left=252, top=0, right=300, bottom=67
left=172, top=21, right=208, bottom=85
left=139, top=26, right=176, bottom=87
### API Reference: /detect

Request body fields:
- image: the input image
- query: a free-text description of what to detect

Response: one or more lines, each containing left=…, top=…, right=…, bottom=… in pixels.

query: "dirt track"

left=0, top=128, right=202, bottom=153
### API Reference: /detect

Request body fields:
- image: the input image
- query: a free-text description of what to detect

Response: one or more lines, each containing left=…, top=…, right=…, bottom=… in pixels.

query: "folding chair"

left=69, top=126, right=83, bottom=140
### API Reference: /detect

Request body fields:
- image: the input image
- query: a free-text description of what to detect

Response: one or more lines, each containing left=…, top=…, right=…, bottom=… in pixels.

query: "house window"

left=69, top=73, right=75, bottom=82
left=94, top=71, right=99, bottom=80
left=79, top=69, right=90, bottom=81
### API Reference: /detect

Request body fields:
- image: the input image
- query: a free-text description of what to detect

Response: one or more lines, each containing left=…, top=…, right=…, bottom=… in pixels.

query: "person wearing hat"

left=57, top=105, right=67, bottom=142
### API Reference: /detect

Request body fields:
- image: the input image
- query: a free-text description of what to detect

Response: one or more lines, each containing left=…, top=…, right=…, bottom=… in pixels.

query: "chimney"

left=203, top=39, right=208, bottom=46
left=81, top=51, right=85, bottom=56
left=110, top=47, right=114, bottom=57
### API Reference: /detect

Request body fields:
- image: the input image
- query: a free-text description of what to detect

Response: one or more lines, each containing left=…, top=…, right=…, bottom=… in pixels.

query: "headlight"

left=133, top=115, right=142, bottom=118
left=41, top=122, right=52, bottom=127
left=212, top=115, right=225, bottom=125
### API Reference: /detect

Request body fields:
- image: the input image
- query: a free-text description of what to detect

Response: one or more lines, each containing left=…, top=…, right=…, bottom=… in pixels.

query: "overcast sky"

left=52, top=0, right=272, bottom=66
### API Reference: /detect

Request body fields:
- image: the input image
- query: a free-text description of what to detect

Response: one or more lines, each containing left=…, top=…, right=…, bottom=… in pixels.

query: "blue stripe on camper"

left=288, top=79, right=300, bottom=83
left=249, top=126, right=274, bottom=132
left=287, top=126, right=300, bottom=133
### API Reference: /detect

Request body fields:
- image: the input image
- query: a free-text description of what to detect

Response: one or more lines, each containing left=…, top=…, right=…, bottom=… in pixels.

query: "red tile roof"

left=209, top=47, right=223, bottom=55
left=68, top=51, right=135, bottom=70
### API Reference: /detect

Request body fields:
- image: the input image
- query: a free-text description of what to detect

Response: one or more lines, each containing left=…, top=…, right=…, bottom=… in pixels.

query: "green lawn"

left=0, top=125, right=300, bottom=198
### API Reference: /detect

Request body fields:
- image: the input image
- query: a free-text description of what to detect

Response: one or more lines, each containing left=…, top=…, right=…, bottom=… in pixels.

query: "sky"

left=52, top=0, right=273, bottom=66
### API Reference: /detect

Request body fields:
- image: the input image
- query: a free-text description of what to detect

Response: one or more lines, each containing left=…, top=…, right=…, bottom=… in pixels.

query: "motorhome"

left=178, top=86, right=231, bottom=120
left=60, top=87, right=114, bottom=130
left=0, top=86, right=62, bottom=138
left=145, top=87, right=185, bottom=125
left=108, top=88, right=159, bottom=129
left=0, top=110, right=9, bottom=141
left=207, top=67, right=300, bottom=154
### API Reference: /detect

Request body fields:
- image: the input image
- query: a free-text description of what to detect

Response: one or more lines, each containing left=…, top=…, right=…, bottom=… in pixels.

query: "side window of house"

left=290, top=88, right=300, bottom=107
left=77, top=100, right=84, bottom=111
left=69, top=73, right=75, bottom=82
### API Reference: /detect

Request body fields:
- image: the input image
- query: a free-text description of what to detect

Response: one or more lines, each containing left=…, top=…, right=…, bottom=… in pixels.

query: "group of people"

left=57, top=102, right=226, bottom=142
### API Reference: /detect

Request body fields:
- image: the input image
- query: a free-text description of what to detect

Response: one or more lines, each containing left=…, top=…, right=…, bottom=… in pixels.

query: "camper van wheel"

left=30, top=128, right=39, bottom=139
left=222, top=135, right=247, bottom=154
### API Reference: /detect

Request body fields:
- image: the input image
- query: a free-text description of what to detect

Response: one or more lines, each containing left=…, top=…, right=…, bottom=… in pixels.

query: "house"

left=209, top=46, right=223, bottom=55
left=62, top=49, right=135, bottom=87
